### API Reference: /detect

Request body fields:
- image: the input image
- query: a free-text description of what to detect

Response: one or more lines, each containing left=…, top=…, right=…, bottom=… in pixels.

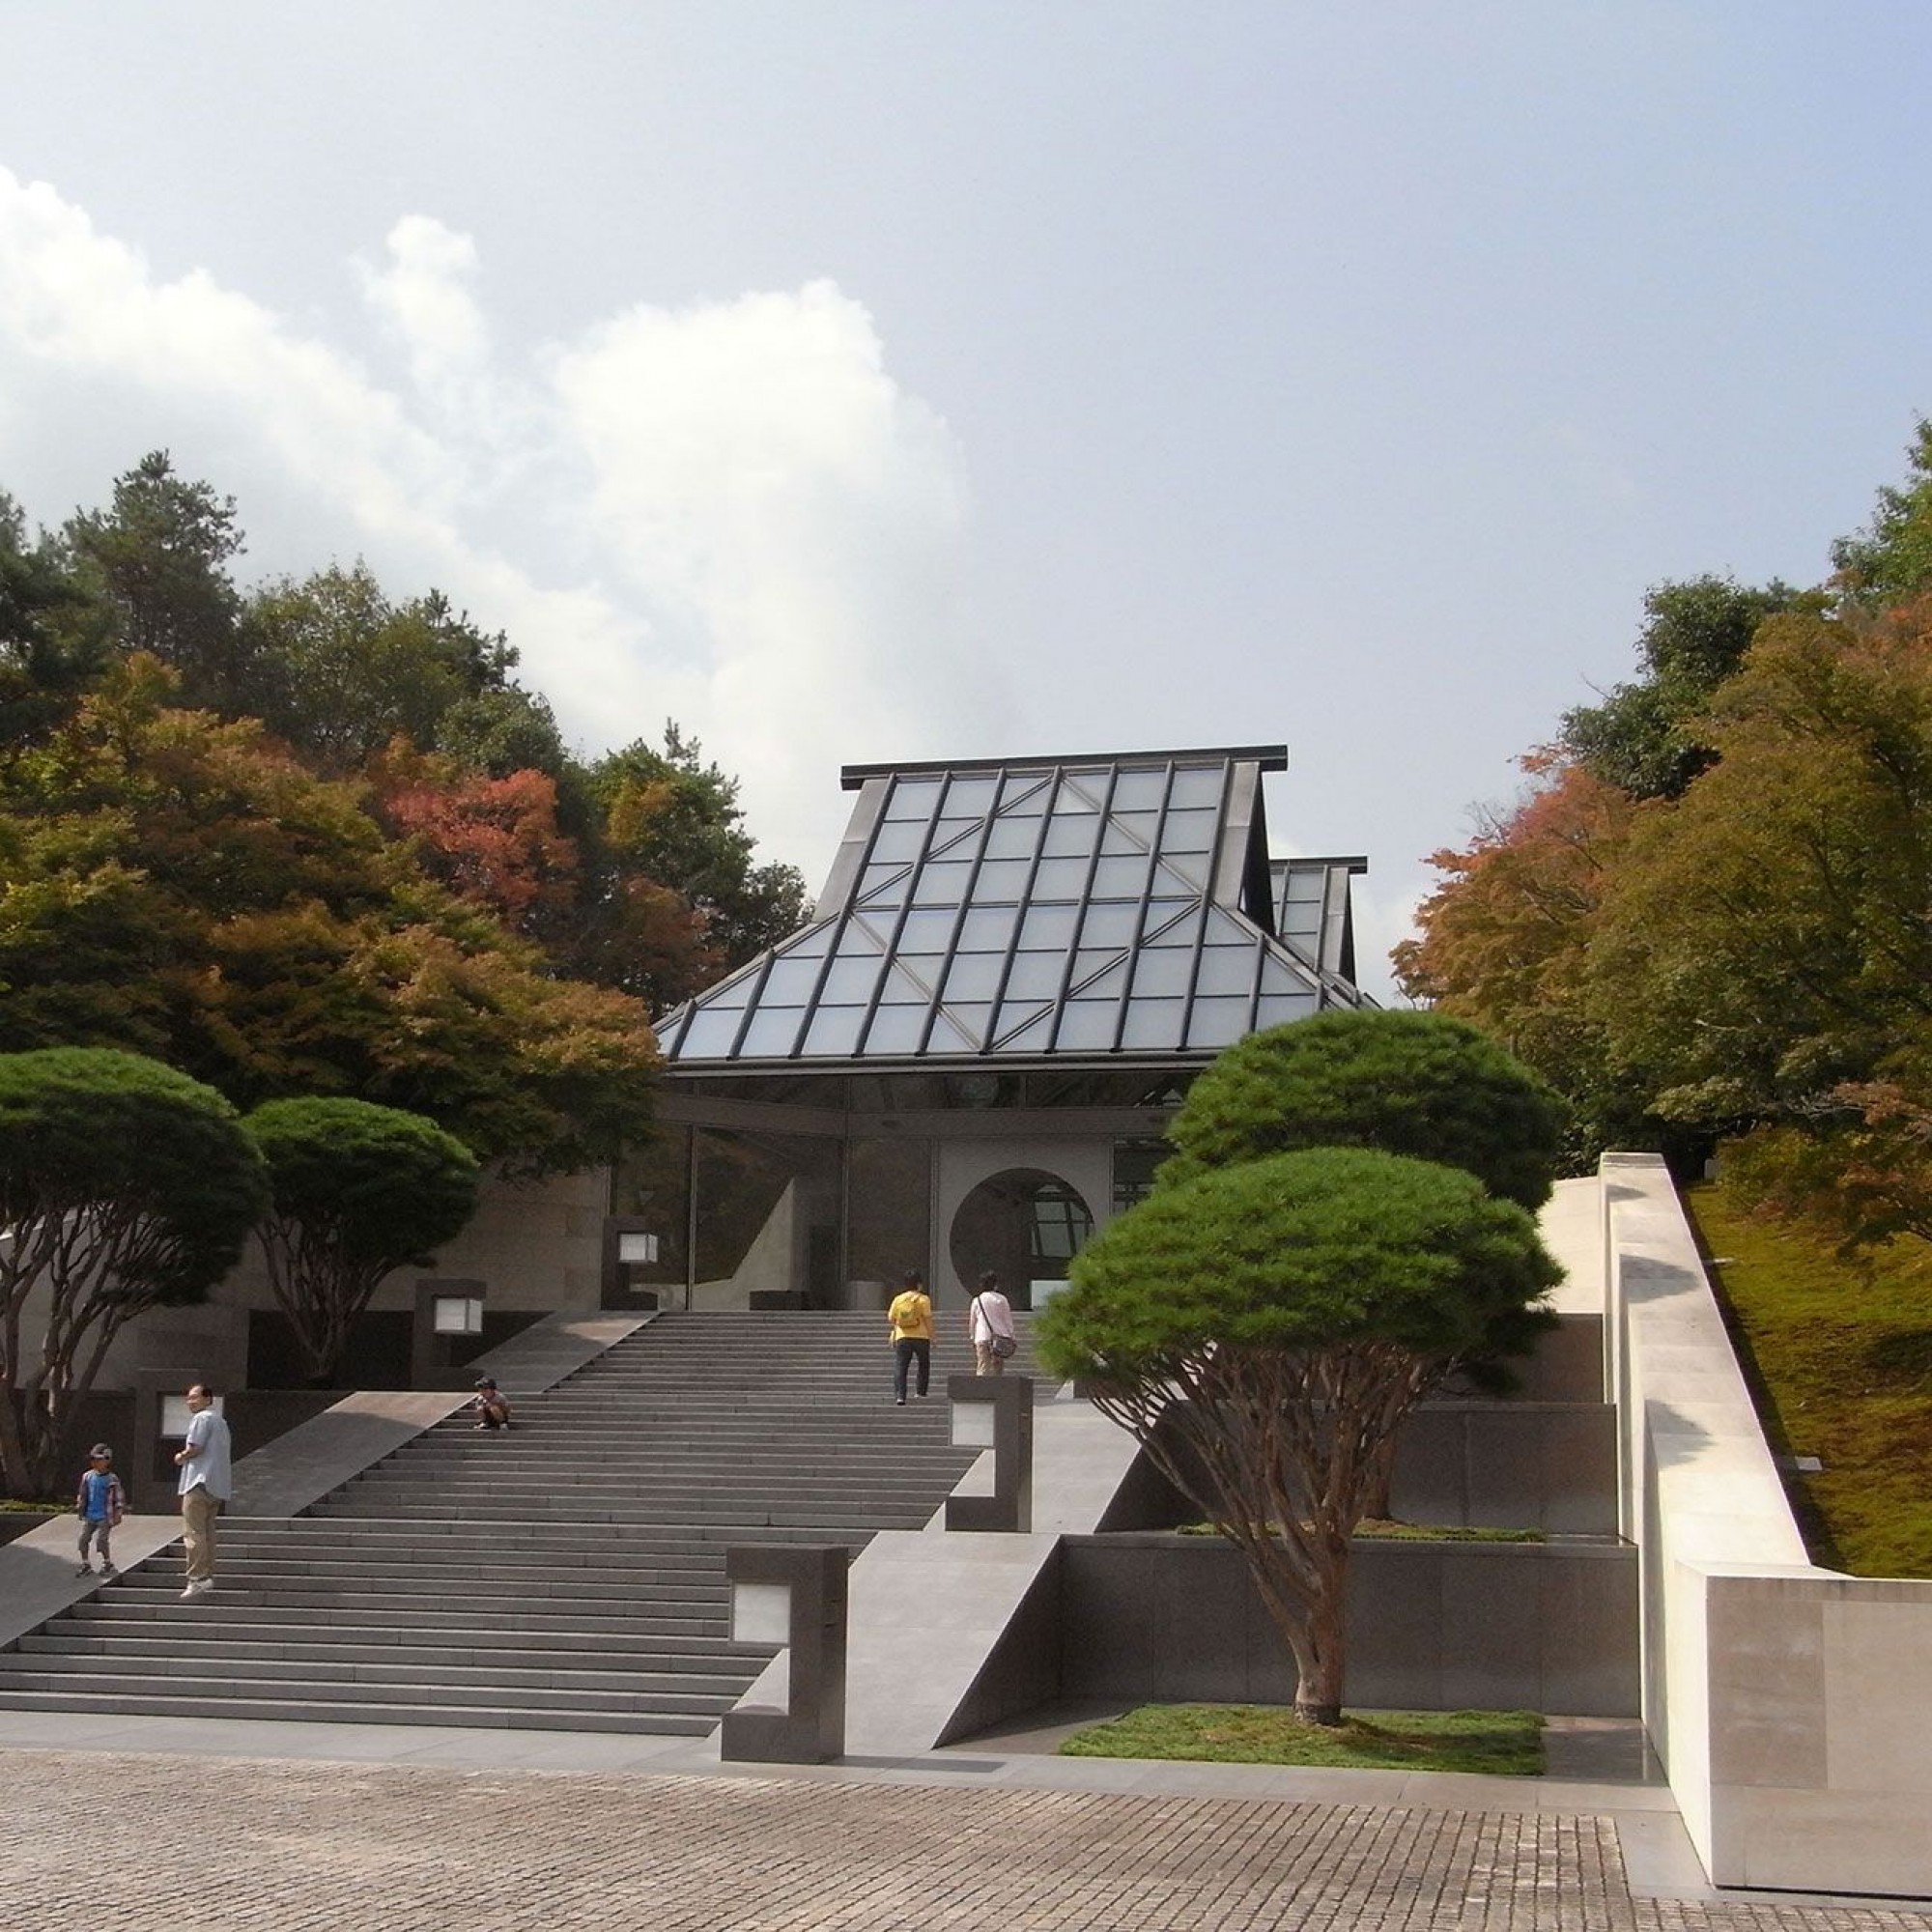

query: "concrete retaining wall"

left=1595, top=1156, right=1932, bottom=1896
left=1058, top=1532, right=1638, bottom=1716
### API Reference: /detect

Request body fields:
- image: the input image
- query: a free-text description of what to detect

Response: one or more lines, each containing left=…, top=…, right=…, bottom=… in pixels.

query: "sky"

left=3, top=3, right=1931, bottom=1001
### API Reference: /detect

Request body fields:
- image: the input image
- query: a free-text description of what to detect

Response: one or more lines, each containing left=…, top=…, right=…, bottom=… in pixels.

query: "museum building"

left=603, top=744, right=1374, bottom=1315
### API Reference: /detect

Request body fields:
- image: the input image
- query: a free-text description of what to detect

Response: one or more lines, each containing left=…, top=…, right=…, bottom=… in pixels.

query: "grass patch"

left=0, top=1499, right=65, bottom=1514
left=1059, top=1703, right=1545, bottom=1776
left=1175, top=1519, right=1544, bottom=1544
left=1687, top=1179, right=1932, bottom=1577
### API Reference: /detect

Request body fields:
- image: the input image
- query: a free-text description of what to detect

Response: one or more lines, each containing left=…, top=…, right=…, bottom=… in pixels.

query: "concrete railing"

left=1602, top=1153, right=1932, bottom=1895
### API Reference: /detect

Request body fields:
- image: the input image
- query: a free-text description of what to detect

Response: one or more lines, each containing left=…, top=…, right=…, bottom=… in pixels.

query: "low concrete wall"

left=1596, top=1156, right=1932, bottom=1895
left=1058, top=1532, right=1638, bottom=1717
left=1097, top=1399, right=1619, bottom=1537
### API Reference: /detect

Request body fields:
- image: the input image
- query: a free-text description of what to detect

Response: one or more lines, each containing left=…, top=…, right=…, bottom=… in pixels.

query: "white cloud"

left=0, top=168, right=994, bottom=888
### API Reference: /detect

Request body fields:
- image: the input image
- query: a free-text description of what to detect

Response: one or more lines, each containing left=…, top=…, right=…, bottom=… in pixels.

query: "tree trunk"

left=1291, top=1560, right=1350, bottom=1725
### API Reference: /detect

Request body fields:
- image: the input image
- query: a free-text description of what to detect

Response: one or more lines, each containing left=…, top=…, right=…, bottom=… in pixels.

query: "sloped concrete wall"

left=1599, top=1155, right=1932, bottom=1896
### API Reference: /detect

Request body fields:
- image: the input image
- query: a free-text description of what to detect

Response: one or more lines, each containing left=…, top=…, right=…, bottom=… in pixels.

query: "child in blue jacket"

left=74, top=1443, right=126, bottom=1578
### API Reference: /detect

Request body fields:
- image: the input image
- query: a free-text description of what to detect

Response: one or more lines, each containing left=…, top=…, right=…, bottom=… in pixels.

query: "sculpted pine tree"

left=1036, top=1147, right=1560, bottom=1724
left=0, top=1048, right=268, bottom=1496
left=244, top=1097, right=481, bottom=1383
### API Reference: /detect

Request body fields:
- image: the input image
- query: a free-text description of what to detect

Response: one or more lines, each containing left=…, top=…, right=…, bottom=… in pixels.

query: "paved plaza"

left=3, top=1733, right=1931, bottom=1932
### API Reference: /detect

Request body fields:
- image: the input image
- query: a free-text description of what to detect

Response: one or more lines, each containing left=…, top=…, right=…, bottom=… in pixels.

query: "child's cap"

left=89, top=1443, right=112, bottom=1460
left=474, top=1377, right=497, bottom=1389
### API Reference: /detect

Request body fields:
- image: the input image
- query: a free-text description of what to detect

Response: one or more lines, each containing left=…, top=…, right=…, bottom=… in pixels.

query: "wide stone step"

left=29, top=1623, right=746, bottom=1664
left=0, top=1686, right=722, bottom=1734
left=0, top=1662, right=735, bottom=1717
left=307, top=1499, right=941, bottom=1528
left=59, top=1601, right=733, bottom=1638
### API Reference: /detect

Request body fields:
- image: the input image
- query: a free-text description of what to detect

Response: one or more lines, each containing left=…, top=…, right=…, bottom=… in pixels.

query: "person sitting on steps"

left=469, top=1377, right=512, bottom=1431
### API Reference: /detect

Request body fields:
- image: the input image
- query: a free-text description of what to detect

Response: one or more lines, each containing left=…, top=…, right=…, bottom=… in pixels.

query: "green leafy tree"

left=0, top=663, right=661, bottom=1172
left=245, top=1097, right=481, bottom=1383
left=0, top=1047, right=268, bottom=1496
left=1586, top=602, right=1932, bottom=1143
left=1392, top=760, right=1653, bottom=1169
left=1035, top=1148, right=1560, bottom=1724
left=1833, top=416, right=1932, bottom=608
left=1559, top=576, right=1800, bottom=801
left=1161, top=1008, right=1569, bottom=1208
left=0, top=495, right=105, bottom=747
left=584, top=725, right=809, bottom=991
left=63, top=451, right=255, bottom=714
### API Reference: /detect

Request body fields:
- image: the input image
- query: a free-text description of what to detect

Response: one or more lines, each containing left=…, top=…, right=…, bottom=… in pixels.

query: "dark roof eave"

left=839, top=745, right=1289, bottom=789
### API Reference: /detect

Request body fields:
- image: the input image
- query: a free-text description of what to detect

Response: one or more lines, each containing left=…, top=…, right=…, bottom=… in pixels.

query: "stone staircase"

left=0, top=1310, right=1027, bottom=1733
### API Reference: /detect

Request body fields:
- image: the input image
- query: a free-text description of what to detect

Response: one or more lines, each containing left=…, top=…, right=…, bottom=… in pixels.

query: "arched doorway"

left=947, top=1167, right=1095, bottom=1311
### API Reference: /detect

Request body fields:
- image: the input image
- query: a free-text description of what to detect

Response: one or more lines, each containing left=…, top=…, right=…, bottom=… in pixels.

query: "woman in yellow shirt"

left=887, top=1268, right=933, bottom=1405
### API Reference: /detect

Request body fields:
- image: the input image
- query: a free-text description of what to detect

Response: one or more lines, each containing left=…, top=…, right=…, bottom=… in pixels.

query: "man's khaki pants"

left=182, top=1486, right=220, bottom=1582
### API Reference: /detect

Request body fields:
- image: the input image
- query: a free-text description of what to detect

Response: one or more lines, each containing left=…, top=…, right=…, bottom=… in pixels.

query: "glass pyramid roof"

left=655, top=747, right=1371, bottom=1069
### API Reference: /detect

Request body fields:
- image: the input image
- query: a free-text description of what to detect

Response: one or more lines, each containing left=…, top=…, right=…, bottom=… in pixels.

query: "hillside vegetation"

left=1686, top=1179, right=1932, bottom=1578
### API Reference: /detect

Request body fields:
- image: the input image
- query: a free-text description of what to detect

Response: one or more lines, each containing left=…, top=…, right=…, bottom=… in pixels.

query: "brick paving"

left=3, top=1749, right=1931, bottom=1931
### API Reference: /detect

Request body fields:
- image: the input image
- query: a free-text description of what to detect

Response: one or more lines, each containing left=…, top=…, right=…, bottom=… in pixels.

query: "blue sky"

left=3, top=3, right=1930, bottom=996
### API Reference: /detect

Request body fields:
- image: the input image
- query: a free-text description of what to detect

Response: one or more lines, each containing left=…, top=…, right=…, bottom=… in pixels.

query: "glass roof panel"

left=988, top=1009, right=1053, bottom=1052
left=1032, top=855, right=1089, bottom=899
left=1054, top=1001, right=1118, bottom=1050
left=1128, top=948, right=1193, bottom=996
left=958, top=905, right=1018, bottom=952
left=858, top=865, right=910, bottom=907
left=1259, top=953, right=1319, bottom=997
left=1101, top=810, right=1160, bottom=852
left=803, top=1005, right=867, bottom=1055
left=1017, top=904, right=1079, bottom=951
left=926, top=821, right=982, bottom=862
left=1067, top=958, right=1128, bottom=1000
left=883, top=780, right=943, bottom=821
left=1142, top=899, right=1199, bottom=941
left=880, top=958, right=939, bottom=1002
left=1091, top=853, right=1151, bottom=897
left=1077, top=901, right=1140, bottom=947
left=942, top=952, right=1005, bottom=1001
left=999, top=771, right=1052, bottom=809
left=1195, top=943, right=1259, bottom=995
left=1121, top=998, right=1185, bottom=1049
left=1110, top=769, right=1167, bottom=809
left=868, top=819, right=925, bottom=863
left=913, top=861, right=974, bottom=905
left=934, top=1003, right=991, bottom=1050
left=842, top=915, right=890, bottom=953
left=973, top=858, right=1032, bottom=899
left=863, top=1004, right=927, bottom=1054
left=982, top=814, right=1039, bottom=859
left=1155, top=852, right=1209, bottom=892
left=1186, top=995, right=1254, bottom=1049
left=759, top=957, right=824, bottom=1003
left=1161, top=808, right=1218, bottom=853
left=1004, top=952, right=1065, bottom=998
left=1042, top=814, right=1100, bottom=857
left=944, top=776, right=1000, bottom=816
left=739, top=1008, right=805, bottom=1058
left=822, top=955, right=886, bottom=1003
left=677, top=1009, right=745, bottom=1058
left=1167, top=765, right=1226, bottom=809
left=897, top=909, right=955, bottom=953
left=1256, top=991, right=1321, bottom=1028
left=1053, top=774, right=1105, bottom=814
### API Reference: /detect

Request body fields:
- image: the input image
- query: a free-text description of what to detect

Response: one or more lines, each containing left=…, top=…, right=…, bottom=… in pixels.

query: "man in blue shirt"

left=174, top=1383, right=233, bottom=1600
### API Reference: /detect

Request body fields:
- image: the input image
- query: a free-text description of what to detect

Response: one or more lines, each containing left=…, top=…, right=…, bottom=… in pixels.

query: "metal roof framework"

left=654, top=746, right=1371, bottom=1072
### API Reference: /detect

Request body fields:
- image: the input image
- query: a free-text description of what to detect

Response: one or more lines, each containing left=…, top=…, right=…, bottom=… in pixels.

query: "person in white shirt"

left=174, top=1382, right=233, bottom=1600
left=967, top=1270, right=1017, bottom=1377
